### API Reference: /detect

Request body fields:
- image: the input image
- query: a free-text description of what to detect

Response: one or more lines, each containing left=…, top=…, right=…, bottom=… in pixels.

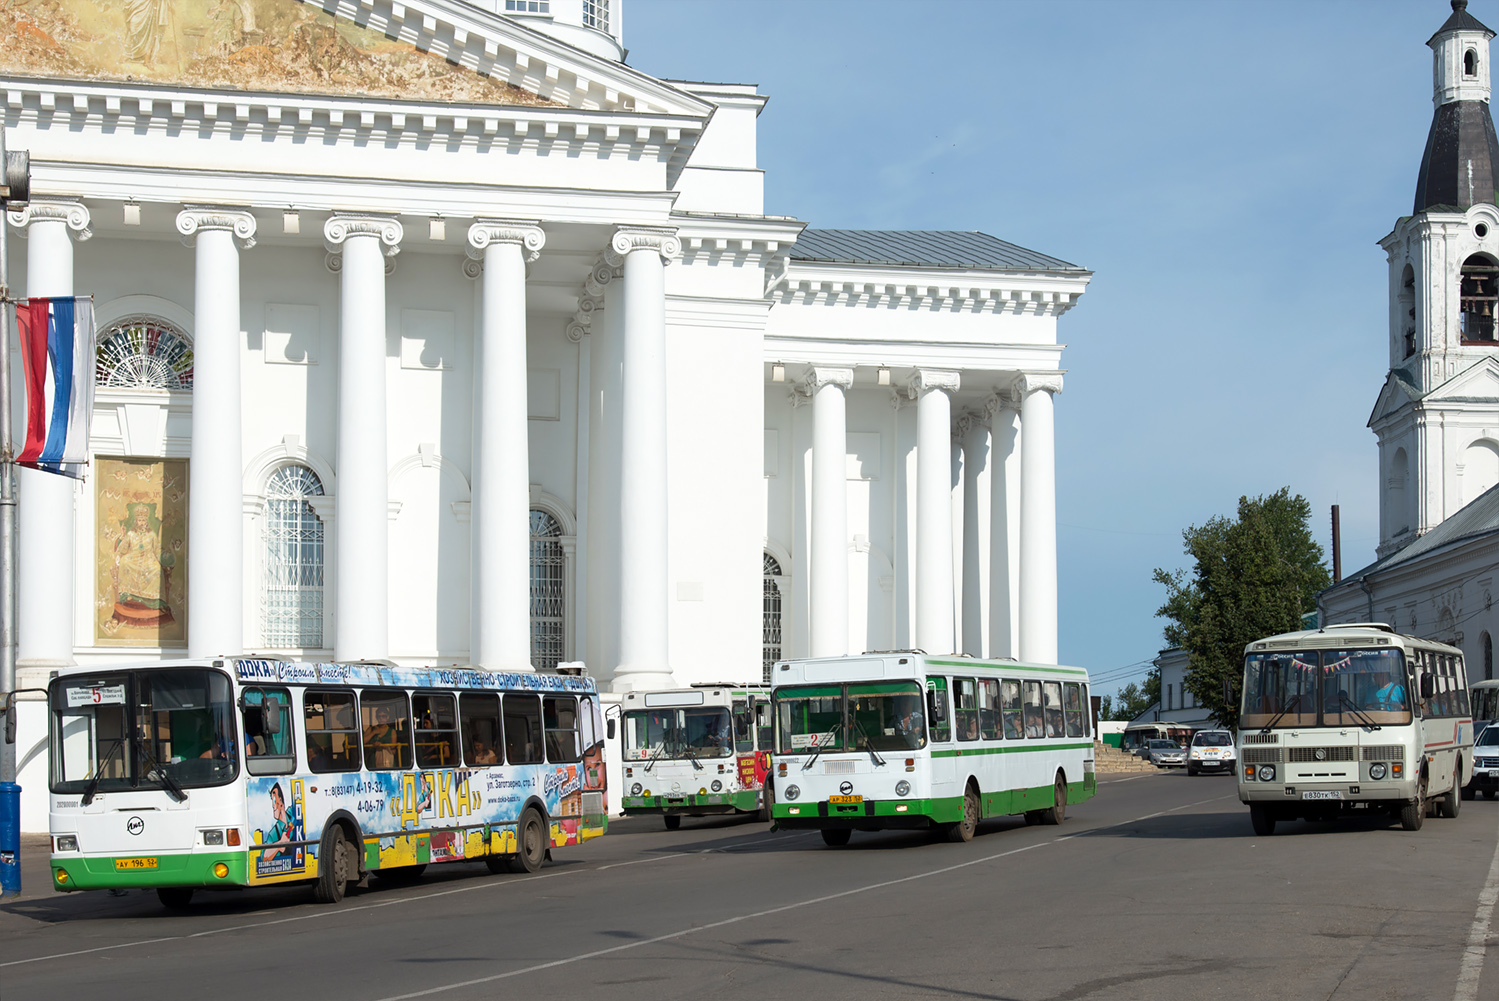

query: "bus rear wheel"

left=1400, top=776, right=1426, bottom=831
left=313, top=824, right=353, bottom=904
left=663, top=814, right=681, bottom=831
left=947, top=786, right=979, bottom=842
left=1438, top=773, right=1461, bottom=819
left=1042, top=775, right=1067, bottom=826
left=1249, top=804, right=1276, bottom=836
left=820, top=828, right=851, bottom=847
left=516, top=807, right=548, bottom=873
left=156, top=887, right=193, bottom=909
left=759, top=783, right=774, bottom=824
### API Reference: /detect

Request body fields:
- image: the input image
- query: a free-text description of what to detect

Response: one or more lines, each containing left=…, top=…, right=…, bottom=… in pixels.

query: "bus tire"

left=516, top=807, right=547, bottom=873
left=1249, top=804, right=1276, bottom=836
left=1042, top=774, right=1067, bottom=826
left=156, top=887, right=193, bottom=909
left=663, top=814, right=681, bottom=831
left=947, top=785, right=979, bottom=842
left=1438, top=773, right=1461, bottom=819
left=820, top=828, right=851, bottom=847
left=1401, top=776, right=1426, bottom=831
left=759, top=782, right=774, bottom=824
left=313, top=824, right=352, bottom=904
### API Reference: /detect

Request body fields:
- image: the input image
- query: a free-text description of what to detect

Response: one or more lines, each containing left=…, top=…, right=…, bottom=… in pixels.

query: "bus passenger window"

left=414, top=693, right=459, bottom=768
left=954, top=678, right=979, bottom=741
left=1001, top=680, right=1023, bottom=740
left=755, top=701, right=774, bottom=751
left=1453, top=656, right=1471, bottom=716
left=244, top=686, right=295, bottom=775
left=460, top=693, right=502, bottom=765
left=1080, top=683, right=1093, bottom=737
left=305, top=690, right=360, bottom=773
left=505, top=694, right=543, bottom=765
left=1023, top=681, right=1044, bottom=738
left=732, top=701, right=754, bottom=753
left=362, top=691, right=413, bottom=770
left=978, top=679, right=1000, bottom=740
left=544, top=696, right=581, bottom=763
left=1063, top=683, right=1084, bottom=738
left=1042, top=682, right=1063, bottom=737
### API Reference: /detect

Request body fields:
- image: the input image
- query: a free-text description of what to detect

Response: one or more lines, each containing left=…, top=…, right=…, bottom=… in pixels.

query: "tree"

left=1105, top=668, right=1160, bottom=721
left=1154, top=488, right=1330, bottom=729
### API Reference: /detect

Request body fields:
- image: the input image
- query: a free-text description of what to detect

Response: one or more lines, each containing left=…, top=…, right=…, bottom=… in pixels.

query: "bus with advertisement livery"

left=46, top=658, right=607, bottom=907
left=1238, top=623, right=1471, bottom=835
left=769, top=653, right=1097, bottom=845
left=618, top=684, right=773, bottom=829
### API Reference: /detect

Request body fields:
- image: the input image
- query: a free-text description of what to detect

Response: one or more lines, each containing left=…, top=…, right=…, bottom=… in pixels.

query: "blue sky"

left=627, top=0, right=1461, bottom=696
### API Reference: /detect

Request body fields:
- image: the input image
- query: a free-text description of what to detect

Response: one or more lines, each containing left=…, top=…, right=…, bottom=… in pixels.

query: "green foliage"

left=1106, top=669, right=1160, bottom=721
left=1154, top=488, right=1331, bottom=729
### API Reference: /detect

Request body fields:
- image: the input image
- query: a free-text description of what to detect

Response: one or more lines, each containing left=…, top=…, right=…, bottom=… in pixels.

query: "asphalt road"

left=3, top=770, right=1497, bottom=1001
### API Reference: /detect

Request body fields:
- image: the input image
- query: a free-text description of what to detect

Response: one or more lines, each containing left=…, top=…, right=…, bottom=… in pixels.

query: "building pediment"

left=0, top=0, right=713, bottom=117
left=1427, top=355, right=1499, bottom=404
left=1369, top=369, right=1420, bottom=427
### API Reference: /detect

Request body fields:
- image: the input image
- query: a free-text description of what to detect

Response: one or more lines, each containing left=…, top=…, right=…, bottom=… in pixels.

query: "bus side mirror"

left=1421, top=674, right=1436, bottom=700
left=263, top=697, right=282, bottom=735
left=927, top=690, right=947, bottom=723
left=607, top=718, right=616, bottom=740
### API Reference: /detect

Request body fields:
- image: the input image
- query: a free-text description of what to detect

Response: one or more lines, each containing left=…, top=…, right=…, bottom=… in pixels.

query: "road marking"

left=1455, top=811, right=1499, bottom=1001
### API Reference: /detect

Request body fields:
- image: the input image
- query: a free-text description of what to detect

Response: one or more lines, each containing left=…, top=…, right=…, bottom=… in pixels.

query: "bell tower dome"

left=1414, top=0, right=1499, bottom=212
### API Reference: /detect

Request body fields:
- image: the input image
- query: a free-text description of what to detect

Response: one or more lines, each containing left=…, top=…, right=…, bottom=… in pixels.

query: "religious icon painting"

left=94, top=457, right=188, bottom=647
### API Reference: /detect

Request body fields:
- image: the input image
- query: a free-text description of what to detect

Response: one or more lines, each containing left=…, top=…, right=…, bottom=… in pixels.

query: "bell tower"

left=1374, top=1, right=1499, bottom=559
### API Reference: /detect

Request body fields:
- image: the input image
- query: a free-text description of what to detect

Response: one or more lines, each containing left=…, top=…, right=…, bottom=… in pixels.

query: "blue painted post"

left=0, top=781, right=20, bottom=897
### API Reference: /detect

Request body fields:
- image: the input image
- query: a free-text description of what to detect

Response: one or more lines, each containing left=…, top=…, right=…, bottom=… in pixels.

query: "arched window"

left=763, top=553, right=784, bottom=684
left=1484, top=632, right=1493, bottom=681
left=1466, top=49, right=1478, bottom=77
left=530, top=510, right=565, bottom=672
left=1400, top=263, right=1416, bottom=358
left=1387, top=447, right=1410, bottom=538
left=95, top=316, right=194, bottom=390
left=1460, top=254, right=1499, bottom=343
left=263, top=465, right=325, bottom=648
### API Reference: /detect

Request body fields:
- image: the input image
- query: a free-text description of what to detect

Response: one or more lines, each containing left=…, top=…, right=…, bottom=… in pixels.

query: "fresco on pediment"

left=0, top=0, right=554, bottom=106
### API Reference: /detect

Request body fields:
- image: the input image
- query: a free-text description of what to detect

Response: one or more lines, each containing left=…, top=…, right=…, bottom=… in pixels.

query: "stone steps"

left=1094, top=742, right=1156, bottom=773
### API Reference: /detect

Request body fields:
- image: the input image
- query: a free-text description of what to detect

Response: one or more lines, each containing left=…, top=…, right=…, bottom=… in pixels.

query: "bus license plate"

left=1301, top=791, right=1342, bottom=800
left=115, top=857, right=158, bottom=870
left=828, top=795, right=863, bottom=804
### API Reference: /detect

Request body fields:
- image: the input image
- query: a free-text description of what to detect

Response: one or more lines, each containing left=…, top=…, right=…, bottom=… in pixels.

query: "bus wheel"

left=1438, top=775, right=1461, bottom=819
left=516, top=807, right=547, bottom=873
left=663, top=814, right=682, bottom=831
left=313, top=825, right=352, bottom=904
left=947, top=786, right=979, bottom=842
left=156, top=887, right=193, bottom=909
left=1400, top=778, right=1426, bottom=831
left=1249, top=804, right=1276, bottom=836
left=820, top=828, right=851, bottom=847
left=759, top=783, right=774, bottom=824
left=1042, top=775, right=1067, bottom=826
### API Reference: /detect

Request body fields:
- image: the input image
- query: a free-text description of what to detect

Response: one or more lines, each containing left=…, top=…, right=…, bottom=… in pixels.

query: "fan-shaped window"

left=1466, top=49, right=1478, bottom=78
left=1460, top=254, right=1499, bottom=343
left=96, top=316, right=194, bottom=390
left=763, top=553, right=784, bottom=684
left=530, top=510, right=565, bottom=672
left=263, top=465, right=325, bottom=648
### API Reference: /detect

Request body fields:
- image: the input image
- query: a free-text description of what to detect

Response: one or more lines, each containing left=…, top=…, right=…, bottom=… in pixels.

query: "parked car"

left=1466, top=723, right=1499, bottom=800
left=1186, top=729, right=1237, bottom=775
left=1147, top=738, right=1186, bottom=768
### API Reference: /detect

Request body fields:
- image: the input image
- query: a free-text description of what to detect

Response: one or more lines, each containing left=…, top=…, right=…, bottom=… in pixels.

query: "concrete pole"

left=809, top=367, right=852, bottom=658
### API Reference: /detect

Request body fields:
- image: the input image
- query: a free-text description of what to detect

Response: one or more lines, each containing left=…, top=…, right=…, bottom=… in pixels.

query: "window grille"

left=1460, top=254, right=1499, bottom=343
left=504, top=0, right=550, bottom=13
left=583, top=0, right=609, bottom=31
left=95, top=316, right=194, bottom=390
left=763, top=553, right=783, bottom=684
left=530, top=510, right=565, bottom=672
left=263, top=465, right=325, bottom=648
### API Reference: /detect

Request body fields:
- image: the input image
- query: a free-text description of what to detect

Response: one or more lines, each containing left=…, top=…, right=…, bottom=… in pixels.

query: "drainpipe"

left=1359, top=576, right=1375, bottom=625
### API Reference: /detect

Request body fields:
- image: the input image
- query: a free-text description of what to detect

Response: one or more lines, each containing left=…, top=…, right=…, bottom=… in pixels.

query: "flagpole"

left=0, top=123, right=30, bottom=899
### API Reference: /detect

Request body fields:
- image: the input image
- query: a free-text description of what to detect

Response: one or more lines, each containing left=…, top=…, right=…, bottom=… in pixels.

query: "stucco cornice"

left=772, top=260, right=1090, bottom=316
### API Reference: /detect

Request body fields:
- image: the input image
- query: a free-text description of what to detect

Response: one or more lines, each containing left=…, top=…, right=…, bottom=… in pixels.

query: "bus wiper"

left=1336, top=694, right=1382, bottom=731
left=133, top=728, right=187, bottom=802
left=801, top=724, right=842, bottom=771
left=1260, top=694, right=1303, bottom=734
left=643, top=741, right=668, bottom=773
left=849, top=718, right=886, bottom=766
left=81, top=738, right=125, bottom=806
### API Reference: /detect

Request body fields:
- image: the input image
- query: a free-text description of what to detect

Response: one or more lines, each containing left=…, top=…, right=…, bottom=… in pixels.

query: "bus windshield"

left=775, top=682, right=926, bottom=753
left=622, top=707, right=733, bottom=760
left=1242, top=648, right=1409, bottom=729
left=49, top=669, right=239, bottom=795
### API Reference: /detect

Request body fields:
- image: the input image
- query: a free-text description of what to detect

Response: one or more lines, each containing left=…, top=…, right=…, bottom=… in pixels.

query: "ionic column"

left=988, top=392, right=1021, bottom=659
left=1018, top=373, right=1062, bottom=664
left=467, top=220, right=545, bottom=672
left=808, top=367, right=853, bottom=657
left=324, top=215, right=402, bottom=661
left=607, top=227, right=680, bottom=691
left=910, top=370, right=960, bottom=655
left=6, top=200, right=90, bottom=669
left=177, top=208, right=255, bottom=658
left=958, top=414, right=988, bottom=657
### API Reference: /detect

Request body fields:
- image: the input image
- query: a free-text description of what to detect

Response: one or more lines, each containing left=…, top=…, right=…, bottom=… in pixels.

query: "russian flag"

left=16, top=296, right=95, bottom=478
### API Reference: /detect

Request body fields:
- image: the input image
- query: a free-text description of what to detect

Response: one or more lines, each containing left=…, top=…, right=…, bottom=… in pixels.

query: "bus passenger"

left=1368, top=673, right=1407, bottom=712
left=365, top=707, right=399, bottom=768
left=470, top=738, right=498, bottom=765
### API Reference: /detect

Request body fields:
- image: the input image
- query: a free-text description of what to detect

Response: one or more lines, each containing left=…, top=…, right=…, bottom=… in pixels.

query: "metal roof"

left=1338, top=480, right=1499, bottom=581
left=1428, top=0, right=1494, bottom=45
left=789, top=229, right=1085, bottom=273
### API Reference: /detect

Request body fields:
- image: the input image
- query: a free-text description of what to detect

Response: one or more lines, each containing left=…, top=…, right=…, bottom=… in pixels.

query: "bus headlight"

left=1369, top=762, right=1387, bottom=780
left=54, top=868, right=69, bottom=885
left=630, top=783, right=642, bottom=796
left=784, top=784, right=801, bottom=801
left=895, top=780, right=911, bottom=797
left=54, top=835, right=78, bottom=853
left=711, top=780, right=722, bottom=792
left=1257, top=765, right=1276, bottom=783
left=203, top=830, right=225, bottom=846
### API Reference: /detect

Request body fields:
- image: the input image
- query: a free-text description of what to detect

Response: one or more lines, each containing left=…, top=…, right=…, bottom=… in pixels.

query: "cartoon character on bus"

left=253, top=779, right=306, bottom=878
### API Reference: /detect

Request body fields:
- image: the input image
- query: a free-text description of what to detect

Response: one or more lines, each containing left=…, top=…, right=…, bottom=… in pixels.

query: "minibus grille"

left=1243, top=747, right=1282, bottom=764
left=1361, top=745, right=1404, bottom=762
left=1287, top=746, right=1356, bottom=763
left=1240, top=733, right=1280, bottom=745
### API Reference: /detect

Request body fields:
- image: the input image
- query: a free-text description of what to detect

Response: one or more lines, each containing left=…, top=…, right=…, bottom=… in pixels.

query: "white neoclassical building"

left=2, top=0, right=1089, bottom=829
left=1320, top=1, right=1499, bottom=681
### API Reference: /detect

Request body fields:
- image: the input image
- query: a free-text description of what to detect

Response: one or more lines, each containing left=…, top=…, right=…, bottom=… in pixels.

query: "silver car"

left=1147, top=738, right=1187, bottom=768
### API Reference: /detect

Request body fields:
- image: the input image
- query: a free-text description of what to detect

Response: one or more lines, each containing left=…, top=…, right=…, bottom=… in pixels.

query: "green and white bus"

left=769, top=653, right=1097, bottom=845
left=1238, top=623, right=1472, bottom=835
left=47, top=658, right=608, bottom=907
left=618, top=684, right=773, bottom=829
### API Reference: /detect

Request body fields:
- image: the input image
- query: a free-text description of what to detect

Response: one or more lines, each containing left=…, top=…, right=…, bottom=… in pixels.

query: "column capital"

left=606, top=226, right=681, bottom=267
left=986, top=390, right=1021, bottom=419
left=466, top=218, right=545, bottom=263
left=7, top=198, right=92, bottom=241
left=906, top=369, right=961, bottom=399
left=1018, top=371, right=1064, bottom=397
left=805, top=366, right=854, bottom=392
left=323, top=214, right=403, bottom=256
left=176, top=205, right=256, bottom=249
